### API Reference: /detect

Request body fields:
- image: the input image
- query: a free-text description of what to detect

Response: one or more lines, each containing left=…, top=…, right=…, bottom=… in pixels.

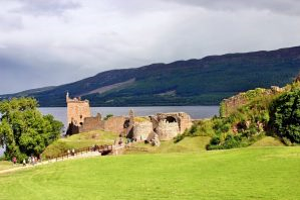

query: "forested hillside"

left=2, top=46, right=300, bottom=106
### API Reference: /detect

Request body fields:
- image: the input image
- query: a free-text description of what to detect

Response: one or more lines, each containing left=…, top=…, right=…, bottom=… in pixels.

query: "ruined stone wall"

left=221, top=87, right=284, bottom=117
left=65, top=96, right=193, bottom=141
left=103, top=116, right=127, bottom=135
left=178, top=112, right=193, bottom=133
left=146, top=112, right=194, bottom=141
left=79, top=114, right=104, bottom=133
left=156, top=120, right=179, bottom=141
left=133, top=121, right=153, bottom=141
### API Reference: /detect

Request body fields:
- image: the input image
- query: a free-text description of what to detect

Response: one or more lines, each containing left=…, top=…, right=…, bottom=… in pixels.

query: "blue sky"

left=1, top=0, right=300, bottom=94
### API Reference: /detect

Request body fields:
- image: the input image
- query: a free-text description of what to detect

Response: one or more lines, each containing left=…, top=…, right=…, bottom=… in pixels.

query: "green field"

left=1, top=146, right=300, bottom=200
left=0, top=161, right=15, bottom=171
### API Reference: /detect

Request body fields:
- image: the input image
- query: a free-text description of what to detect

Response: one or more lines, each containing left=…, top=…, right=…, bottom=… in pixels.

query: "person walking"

left=67, top=149, right=70, bottom=158
left=12, top=157, right=17, bottom=165
left=32, top=156, right=35, bottom=165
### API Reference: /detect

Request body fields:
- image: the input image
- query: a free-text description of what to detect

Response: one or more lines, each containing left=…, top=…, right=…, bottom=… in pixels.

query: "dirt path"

left=0, top=151, right=101, bottom=175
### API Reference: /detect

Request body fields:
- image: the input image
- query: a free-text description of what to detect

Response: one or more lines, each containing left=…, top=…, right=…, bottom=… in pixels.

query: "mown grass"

left=0, top=147, right=300, bottom=200
left=0, top=161, right=15, bottom=171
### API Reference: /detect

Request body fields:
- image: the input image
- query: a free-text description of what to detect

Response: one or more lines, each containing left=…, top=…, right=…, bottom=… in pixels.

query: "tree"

left=0, top=97, right=63, bottom=161
left=269, top=89, right=300, bottom=144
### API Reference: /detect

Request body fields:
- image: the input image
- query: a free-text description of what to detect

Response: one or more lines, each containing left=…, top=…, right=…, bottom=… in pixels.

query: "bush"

left=210, top=136, right=220, bottom=145
left=174, top=134, right=185, bottom=143
left=222, top=134, right=242, bottom=149
left=189, top=125, right=198, bottom=135
left=269, top=89, right=300, bottom=144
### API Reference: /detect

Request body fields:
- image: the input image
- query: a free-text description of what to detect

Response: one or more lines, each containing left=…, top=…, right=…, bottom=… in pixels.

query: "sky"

left=1, top=0, right=300, bottom=94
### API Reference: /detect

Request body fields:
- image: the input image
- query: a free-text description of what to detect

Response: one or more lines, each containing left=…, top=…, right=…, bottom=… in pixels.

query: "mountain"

left=2, top=46, right=300, bottom=107
left=1, top=86, right=57, bottom=98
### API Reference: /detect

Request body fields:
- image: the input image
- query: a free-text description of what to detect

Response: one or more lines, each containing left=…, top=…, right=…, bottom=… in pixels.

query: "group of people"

left=67, top=149, right=76, bottom=158
left=27, top=156, right=39, bottom=166
left=12, top=155, right=40, bottom=167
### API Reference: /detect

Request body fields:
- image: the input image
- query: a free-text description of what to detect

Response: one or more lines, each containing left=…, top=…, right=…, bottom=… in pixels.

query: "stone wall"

left=177, top=112, right=193, bottom=134
left=79, top=114, right=104, bottom=133
left=133, top=121, right=153, bottom=141
left=156, top=120, right=179, bottom=140
left=103, top=116, right=127, bottom=135
left=156, top=112, right=192, bottom=135
left=65, top=95, right=193, bottom=141
left=221, top=86, right=285, bottom=117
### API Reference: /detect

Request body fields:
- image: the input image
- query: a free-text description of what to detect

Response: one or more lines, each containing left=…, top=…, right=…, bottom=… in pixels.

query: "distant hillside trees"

left=2, top=46, right=300, bottom=107
left=0, top=97, right=63, bottom=162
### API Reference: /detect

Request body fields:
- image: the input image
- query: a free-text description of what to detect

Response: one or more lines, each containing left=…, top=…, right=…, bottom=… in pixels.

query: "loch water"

left=39, top=106, right=220, bottom=128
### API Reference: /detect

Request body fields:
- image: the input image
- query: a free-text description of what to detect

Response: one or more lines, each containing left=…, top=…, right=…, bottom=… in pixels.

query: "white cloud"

left=162, top=0, right=300, bottom=16
left=0, top=0, right=300, bottom=94
left=11, top=0, right=81, bottom=16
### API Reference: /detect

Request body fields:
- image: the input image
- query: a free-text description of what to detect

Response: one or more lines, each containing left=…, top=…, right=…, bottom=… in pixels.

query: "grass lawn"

left=0, top=161, right=15, bottom=171
left=1, top=147, right=300, bottom=200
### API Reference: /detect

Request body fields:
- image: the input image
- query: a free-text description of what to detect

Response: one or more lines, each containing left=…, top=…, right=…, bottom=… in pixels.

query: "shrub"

left=210, top=136, right=220, bottom=145
left=281, top=137, right=293, bottom=146
left=222, top=134, right=242, bottom=149
left=189, top=125, right=198, bottom=135
left=269, top=89, right=300, bottom=144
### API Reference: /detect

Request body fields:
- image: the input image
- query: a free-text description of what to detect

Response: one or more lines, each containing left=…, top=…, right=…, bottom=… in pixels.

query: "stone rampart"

left=103, top=116, right=127, bottom=135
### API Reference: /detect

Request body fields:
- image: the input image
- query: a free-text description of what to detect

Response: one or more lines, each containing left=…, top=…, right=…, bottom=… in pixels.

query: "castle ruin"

left=66, top=92, right=91, bottom=125
left=66, top=94, right=193, bottom=142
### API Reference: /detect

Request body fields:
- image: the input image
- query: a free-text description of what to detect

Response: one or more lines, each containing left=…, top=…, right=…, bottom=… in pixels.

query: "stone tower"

left=66, top=92, right=91, bottom=126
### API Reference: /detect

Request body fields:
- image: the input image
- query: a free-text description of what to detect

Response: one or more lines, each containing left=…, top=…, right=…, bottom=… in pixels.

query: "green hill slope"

left=42, top=130, right=116, bottom=158
left=2, top=46, right=300, bottom=106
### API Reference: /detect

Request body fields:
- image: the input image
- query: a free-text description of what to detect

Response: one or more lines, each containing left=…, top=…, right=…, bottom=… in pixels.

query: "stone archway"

left=165, top=116, right=177, bottom=123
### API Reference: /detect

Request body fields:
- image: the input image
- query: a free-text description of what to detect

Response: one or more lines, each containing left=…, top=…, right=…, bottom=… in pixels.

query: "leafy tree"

left=269, top=89, right=300, bottom=144
left=0, top=97, right=63, bottom=161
